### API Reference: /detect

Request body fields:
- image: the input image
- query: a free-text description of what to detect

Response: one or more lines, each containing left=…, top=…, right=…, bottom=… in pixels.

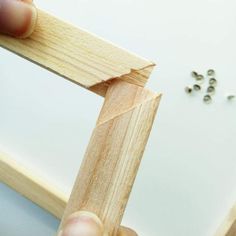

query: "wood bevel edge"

left=0, top=152, right=67, bottom=219
left=0, top=9, right=155, bottom=97
left=214, top=204, right=236, bottom=236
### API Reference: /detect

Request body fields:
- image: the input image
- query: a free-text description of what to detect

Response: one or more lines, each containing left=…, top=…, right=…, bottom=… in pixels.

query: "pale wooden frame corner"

left=0, top=9, right=233, bottom=236
left=0, top=8, right=162, bottom=236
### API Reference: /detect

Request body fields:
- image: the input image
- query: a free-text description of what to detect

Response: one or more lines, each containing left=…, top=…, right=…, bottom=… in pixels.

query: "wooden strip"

left=215, top=204, right=236, bottom=236
left=0, top=10, right=155, bottom=96
left=58, top=80, right=161, bottom=235
left=0, top=152, right=67, bottom=219
left=0, top=154, right=142, bottom=235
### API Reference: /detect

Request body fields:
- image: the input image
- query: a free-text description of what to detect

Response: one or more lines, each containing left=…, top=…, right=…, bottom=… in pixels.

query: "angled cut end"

left=97, top=79, right=161, bottom=125
left=89, top=63, right=156, bottom=96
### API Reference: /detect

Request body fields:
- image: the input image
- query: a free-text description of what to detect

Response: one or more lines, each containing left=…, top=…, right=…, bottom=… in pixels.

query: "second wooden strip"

left=58, top=80, right=161, bottom=235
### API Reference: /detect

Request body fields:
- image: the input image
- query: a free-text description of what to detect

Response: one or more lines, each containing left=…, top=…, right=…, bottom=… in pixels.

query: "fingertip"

left=0, top=0, right=38, bottom=38
left=60, top=211, right=104, bottom=236
left=21, top=0, right=33, bottom=3
left=19, top=2, right=37, bottom=38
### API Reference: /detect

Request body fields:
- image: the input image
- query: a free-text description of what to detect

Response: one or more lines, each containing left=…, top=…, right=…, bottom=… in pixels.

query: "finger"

left=58, top=211, right=104, bottom=236
left=117, top=226, right=138, bottom=236
left=20, top=0, right=33, bottom=3
left=0, top=0, right=37, bottom=38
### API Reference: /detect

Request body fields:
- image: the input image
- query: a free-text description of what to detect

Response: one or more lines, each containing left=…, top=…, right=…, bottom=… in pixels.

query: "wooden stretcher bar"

left=0, top=10, right=155, bottom=97
left=57, top=80, right=161, bottom=235
left=0, top=152, right=67, bottom=219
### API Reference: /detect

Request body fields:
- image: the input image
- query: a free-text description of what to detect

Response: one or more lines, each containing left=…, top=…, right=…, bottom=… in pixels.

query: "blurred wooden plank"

left=215, top=204, right=236, bottom=236
left=0, top=152, right=67, bottom=219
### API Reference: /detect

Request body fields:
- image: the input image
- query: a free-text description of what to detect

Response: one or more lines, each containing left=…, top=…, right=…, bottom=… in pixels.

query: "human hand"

left=0, top=0, right=37, bottom=38
left=59, top=211, right=137, bottom=236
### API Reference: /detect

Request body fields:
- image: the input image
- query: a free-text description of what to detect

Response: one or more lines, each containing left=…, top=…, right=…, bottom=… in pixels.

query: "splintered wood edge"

left=0, top=9, right=155, bottom=96
left=0, top=152, right=67, bottom=219
left=215, top=204, right=236, bottom=236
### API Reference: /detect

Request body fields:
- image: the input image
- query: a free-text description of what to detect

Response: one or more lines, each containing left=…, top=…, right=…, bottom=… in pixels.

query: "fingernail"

left=60, top=211, right=103, bottom=236
left=0, top=0, right=37, bottom=38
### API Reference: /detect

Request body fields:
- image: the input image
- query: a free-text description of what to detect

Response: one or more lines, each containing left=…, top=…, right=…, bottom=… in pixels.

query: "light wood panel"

left=0, top=10, right=155, bottom=96
left=58, top=80, right=161, bottom=235
left=0, top=155, right=139, bottom=234
left=0, top=152, right=67, bottom=219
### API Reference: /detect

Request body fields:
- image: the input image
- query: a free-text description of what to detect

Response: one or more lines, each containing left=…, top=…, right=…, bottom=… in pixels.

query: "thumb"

left=59, top=211, right=104, bottom=236
left=0, top=0, right=37, bottom=38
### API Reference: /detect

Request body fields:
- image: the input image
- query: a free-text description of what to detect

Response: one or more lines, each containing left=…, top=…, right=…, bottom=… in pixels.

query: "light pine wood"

left=0, top=152, right=67, bottom=219
left=215, top=204, right=236, bottom=236
left=58, top=80, right=161, bottom=235
left=0, top=154, right=143, bottom=236
left=0, top=10, right=154, bottom=96
left=4, top=152, right=236, bottom=236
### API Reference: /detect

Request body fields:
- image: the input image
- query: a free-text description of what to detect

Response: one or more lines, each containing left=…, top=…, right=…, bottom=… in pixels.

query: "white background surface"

left=0, top=0, right=236, bottom=235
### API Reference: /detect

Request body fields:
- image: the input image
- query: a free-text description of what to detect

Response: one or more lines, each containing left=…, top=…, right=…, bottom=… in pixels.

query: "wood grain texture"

left=58, top=80, right=161, bottom=235
left=0, top=10, right=155, bottom=96
left=4, top=153, right=236, bottom=236
left=215, top=204, right=236, bottom=236
left=0, top=154, right=139, bottom=235
left=0, top=152, right=67, bottom=219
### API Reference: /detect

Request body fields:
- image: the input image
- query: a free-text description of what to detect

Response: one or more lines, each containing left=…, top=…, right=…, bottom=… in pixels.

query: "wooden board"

left=4, top=151, right=236, bottom=236
left=58, top=80, right=161, bottom=235
left=0, top=152, right=67, bottom=219
left=0, top=10, right=155, bottom=96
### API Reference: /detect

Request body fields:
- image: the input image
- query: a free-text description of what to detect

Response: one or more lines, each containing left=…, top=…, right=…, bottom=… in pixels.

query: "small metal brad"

left=191, top=71, right=198, bottom=78
left=196, top=74, right=204, bottom=82
left=227, top=95, right=235, bottom=101
left=193, top=84, right=201, bottom=91
left=209, top=78, right=217, bottom=86
left=207, top=69, right=215, bottom=76
left=207, top=86, right=215, bottom=95
left=203, top=94, right=212, bottom=104
left=185, top=86, right=193, bottom=94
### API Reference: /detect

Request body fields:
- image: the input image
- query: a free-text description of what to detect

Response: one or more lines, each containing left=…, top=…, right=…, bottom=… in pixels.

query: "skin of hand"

left=0, top=0, right=37, bottom=38
left=58, top=211, right=138, bottom=236
left=0, top=2, right=138, bottom=235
